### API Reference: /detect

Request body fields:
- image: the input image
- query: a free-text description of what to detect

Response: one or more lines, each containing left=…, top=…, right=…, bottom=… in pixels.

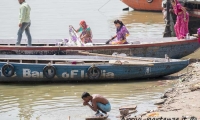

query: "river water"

left=0, top=0, right=165, bottom=39
left=0, top=0, right=199, bottom=120
left=0, top=81, right=175, bottom=120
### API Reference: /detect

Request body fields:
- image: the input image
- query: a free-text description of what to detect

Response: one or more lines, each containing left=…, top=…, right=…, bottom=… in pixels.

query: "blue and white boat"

left=0, top=54, right=189, bottom=82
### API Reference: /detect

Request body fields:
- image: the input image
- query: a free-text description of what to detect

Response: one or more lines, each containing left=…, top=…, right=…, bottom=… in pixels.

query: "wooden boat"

left=121, top=0, right=163, bottom=11
left=86, top=115, right=108, bottom=120
left=0, top=54, right=189, bottom=82
left=0, top=37, right=199, bottom=59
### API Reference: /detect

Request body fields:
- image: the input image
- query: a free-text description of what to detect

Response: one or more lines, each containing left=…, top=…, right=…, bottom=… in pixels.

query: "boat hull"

left=121, top=0, right=162, bottom=11
left=0, top=38, right=199, bottom=59
left=0, top=60, right=189, bottom=82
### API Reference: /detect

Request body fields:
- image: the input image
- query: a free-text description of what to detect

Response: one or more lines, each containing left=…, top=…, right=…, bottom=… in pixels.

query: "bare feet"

left=101, top=110, right=107, bottom=114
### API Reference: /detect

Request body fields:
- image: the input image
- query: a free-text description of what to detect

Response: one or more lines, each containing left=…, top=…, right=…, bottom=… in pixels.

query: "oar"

left=105, top=39, right=112, bottom=44
left=105, top=36, right=115, bottom=44
left=78, top=51, right=154, bottom=62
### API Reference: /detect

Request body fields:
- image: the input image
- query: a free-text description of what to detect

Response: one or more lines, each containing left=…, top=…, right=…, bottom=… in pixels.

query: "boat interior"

left=0, top=36, right=197, bottom=46
left=184, top=0, right=200, bottom=9
left=0, top=54, right=184, bottom=65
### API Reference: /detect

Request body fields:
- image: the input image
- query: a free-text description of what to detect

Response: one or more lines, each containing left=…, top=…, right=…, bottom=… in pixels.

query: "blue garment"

left=77, top=26, right=92, bottom=43
left=16, top=22, right=32, bottom=46
left=97, top=102, right=111, bottom=112
left=78, top=27, right=91, bottom=33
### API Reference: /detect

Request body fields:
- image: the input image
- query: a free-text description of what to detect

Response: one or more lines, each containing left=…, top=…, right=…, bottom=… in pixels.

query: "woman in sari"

left=71, top=20, right=93, bottom=44
left=171, top=0, right=189, bottom=39
left=109, top=20, right=129, bottom=45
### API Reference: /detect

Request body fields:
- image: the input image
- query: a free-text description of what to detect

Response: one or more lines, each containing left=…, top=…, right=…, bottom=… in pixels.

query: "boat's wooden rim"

left=0, top=56, right=188, bottom=67
left=0, top=54, right=155, bottom=65
left=0, top=37, right=181, bottom=44
left=0, top=54, right=188, bottom=67
left=0, top=61, right=155, bottom=66
left=0, top=37, right=198, bottom=51
left=0, top=55, right=185, bottom=62
left=85, top=114, right=109, bottom=120
left=0, top=55, right=154, bottom=64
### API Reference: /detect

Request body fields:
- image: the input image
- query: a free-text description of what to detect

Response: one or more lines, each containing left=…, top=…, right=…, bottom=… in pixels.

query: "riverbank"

left=139, top=62, right=200, bottom=119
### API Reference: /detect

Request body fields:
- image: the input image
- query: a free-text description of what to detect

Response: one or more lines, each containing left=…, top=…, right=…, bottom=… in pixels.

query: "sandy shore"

left=123, top=62, right=200, bottom=120
left=143, top=62, right=200, bottom=119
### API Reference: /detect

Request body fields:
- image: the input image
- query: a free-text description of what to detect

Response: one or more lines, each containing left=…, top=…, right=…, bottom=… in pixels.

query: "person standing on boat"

left=171, top=0, right=189, bottom=39
left=107, top=20, right=129, bottom=45
left=16, top=0, right=32, bottom=46
left=70, top=20, right=93, bottom=44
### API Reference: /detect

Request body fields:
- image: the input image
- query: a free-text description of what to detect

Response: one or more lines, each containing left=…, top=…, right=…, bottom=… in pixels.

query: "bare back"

left=91, top=94, right=109, bottom=104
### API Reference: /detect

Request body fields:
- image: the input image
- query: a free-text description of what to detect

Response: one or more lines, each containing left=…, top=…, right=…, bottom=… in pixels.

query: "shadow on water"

left=0, top=75, right=179, bottom=86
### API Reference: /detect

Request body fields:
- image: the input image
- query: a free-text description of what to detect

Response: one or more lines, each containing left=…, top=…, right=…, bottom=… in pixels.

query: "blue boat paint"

left=0, top=59, right=189, bottom=82
left=90, top=41, right=200, bottom=59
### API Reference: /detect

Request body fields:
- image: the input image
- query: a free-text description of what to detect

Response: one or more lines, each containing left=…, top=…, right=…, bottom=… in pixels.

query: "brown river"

left=0, top=0, right=199, bottom=120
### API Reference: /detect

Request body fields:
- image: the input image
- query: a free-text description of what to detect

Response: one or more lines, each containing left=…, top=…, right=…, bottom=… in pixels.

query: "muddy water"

left=0, top=81, right=174, bottom=120
left=0, top=0, right=165, bottom=39
left=0, top=0, right=199, bottom=120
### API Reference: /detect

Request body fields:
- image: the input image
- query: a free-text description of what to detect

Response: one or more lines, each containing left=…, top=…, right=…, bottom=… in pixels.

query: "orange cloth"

left=147, top=112, right=159, bottom=117
left=111, top=39, right=127, bottom=45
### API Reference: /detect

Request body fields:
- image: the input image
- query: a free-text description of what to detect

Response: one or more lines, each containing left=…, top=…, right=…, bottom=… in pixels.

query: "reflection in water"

left=109, top=11, right=165, bottom=39
left=0, top=0, right=165, bottom=40
left=0, top=81, right=174, bottom=120
left=120, top=11, right=164, bottom=24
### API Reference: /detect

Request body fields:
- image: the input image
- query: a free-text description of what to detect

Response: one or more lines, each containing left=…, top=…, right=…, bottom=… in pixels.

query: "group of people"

left=17, top=0, right=190, bottom=47
left=70, top=19, right=130, bottom=45
left=16, top=0, right=191, bottom=117
left=79, top=1, right=190, bottom=114
left=17, top=1, right=129, bottom=46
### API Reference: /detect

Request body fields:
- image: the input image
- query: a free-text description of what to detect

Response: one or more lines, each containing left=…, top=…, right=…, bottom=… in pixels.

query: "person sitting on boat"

left=107, top=20, right=129, bottom=45
left=70, top=20, right=93, bottom=44
left=171, top=0, right=189, bottom=39
left=82, top=92, right=111, bottom=116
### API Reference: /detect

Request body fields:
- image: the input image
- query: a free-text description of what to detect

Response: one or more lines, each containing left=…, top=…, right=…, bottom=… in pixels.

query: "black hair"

left=114, top=19, right=125, bottom=33
left=81, top=92, right=90, bottom=99
left=114, top=19, right=124, bottom=26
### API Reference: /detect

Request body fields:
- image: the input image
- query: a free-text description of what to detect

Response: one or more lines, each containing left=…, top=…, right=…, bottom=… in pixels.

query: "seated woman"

left=109, top=20, right=129, bottom=45
left=71, top=20, right=93, bottom=44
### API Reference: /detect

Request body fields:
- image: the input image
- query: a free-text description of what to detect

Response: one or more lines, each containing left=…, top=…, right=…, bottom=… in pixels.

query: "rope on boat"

left=98, top=0, right=111, bottom=12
